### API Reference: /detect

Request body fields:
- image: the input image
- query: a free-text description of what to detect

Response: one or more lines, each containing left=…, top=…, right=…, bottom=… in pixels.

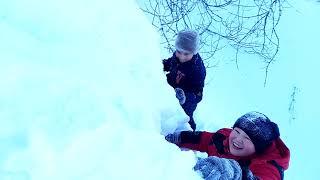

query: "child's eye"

left=234, top=129, right=240, bottom=134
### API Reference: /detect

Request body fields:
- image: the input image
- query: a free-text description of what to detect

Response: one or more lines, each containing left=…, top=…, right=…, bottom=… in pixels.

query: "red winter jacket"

left=178, top=128, right=290, bottom=180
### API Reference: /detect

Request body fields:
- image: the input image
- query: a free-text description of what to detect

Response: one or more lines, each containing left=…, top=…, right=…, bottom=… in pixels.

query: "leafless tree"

left=139, top=0, right=287, bottom=86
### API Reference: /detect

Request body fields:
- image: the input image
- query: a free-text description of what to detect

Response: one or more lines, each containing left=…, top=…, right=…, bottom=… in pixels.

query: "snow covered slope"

left=0, top=0, right=197, bottom=179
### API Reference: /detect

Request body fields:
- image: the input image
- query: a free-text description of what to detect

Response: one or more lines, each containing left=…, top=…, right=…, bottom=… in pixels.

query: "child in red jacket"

left=165, top=111, right=290, bottom=180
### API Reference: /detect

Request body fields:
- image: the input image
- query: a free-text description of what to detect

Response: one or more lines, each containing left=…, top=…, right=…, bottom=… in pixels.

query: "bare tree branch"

left=289, top=86, right=299, bottom=123
left=139, top=0, right=288, bottom=85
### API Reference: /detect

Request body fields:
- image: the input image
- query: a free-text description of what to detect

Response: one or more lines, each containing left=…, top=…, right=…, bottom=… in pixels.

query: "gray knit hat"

left=233, top=111, right=280, bottom=154
left=175, top=30, right=200, bottom=55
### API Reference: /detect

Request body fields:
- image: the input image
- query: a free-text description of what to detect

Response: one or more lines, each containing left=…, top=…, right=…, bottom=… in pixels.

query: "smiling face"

left=229, top=127, right=256, bottom=157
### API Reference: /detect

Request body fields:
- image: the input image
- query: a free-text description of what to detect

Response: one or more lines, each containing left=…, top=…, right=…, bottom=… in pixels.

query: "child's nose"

left=235, top=137, right=243, bottom=144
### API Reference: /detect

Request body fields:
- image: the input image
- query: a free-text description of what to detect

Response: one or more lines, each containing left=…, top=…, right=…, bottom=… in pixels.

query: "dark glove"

left=162, top=58, right=171, bottom=72
left=238, top=162, right=259, bottom=180
left=194, top=156, right=242, bottom=180
left=165, top=132, right=181, bottom=144
left=175, top=88, right=186, bottom=105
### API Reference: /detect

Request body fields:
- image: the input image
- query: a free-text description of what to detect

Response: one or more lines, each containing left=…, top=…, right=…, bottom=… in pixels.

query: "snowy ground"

left=0, top=0, right=319, bottom=179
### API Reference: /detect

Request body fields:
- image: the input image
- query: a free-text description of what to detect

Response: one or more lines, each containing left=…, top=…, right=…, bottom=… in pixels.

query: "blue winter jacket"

left=163, top=53, right=206, bottom=96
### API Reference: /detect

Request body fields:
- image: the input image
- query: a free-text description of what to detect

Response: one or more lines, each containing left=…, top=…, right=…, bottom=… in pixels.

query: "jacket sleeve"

left=166, top=73, right=177, bottom=88
left=191, top=68, right=206, bottom=94
left=182, top=63, right=206, bottom=95
left=177, top=131, right=214, bottom=154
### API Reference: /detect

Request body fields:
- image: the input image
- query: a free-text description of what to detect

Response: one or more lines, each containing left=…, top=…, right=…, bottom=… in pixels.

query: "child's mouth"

left=232, top=142, right=243, bottom=150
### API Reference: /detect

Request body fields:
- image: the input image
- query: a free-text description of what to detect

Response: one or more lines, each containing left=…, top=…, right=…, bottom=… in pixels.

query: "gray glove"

left=194, top=156, right=242, bottom=180
left=175, top=88, right=186, bottom=105
left=165, top=132, right=181, bottom=144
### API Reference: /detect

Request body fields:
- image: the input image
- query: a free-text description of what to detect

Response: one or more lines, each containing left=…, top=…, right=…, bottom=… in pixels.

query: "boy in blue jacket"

left=163, top=30, right=206, bottom=131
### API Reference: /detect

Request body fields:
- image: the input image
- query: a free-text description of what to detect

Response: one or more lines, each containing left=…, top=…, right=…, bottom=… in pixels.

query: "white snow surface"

left=1, top=0, right=320, bottom=179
